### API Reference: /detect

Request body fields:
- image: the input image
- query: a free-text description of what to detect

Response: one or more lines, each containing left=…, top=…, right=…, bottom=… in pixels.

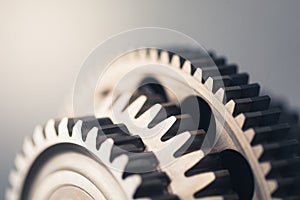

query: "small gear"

left=6, top=117, right=176, bottom=200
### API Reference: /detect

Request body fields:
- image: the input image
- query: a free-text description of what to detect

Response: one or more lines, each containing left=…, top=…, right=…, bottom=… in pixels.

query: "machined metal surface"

left=7, top=48, right=300, bottom=200
left=94, top=49, right=300, bottom=200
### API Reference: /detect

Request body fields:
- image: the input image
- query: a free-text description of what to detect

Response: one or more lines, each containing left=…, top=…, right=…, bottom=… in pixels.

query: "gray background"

left=1, top=0, right=299, bottom=197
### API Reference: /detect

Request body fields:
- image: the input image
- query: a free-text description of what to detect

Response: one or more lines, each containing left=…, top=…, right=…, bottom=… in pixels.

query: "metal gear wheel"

left=7, top=48, right=300, bottom=200
left=6, top=117, right=176, bottom=200
left=93, top=48, right=300, bottom=200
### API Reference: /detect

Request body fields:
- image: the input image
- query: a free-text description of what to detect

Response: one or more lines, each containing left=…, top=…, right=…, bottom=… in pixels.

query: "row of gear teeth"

left=7, top=116, right=178, bottom=200
left=101, top=48, right=300, bottom=199
left=150, top=48, right=300, bottom=199
left=7, top=47, right=300, bottom=200
left=106, top=93, right=239, bottom=200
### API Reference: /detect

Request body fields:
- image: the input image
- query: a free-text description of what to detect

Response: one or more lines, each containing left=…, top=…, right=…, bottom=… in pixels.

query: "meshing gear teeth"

left=7, top=47, right=300, bottom=200
left=6, top=117, right=177, bottom=200
left=95, top=48, right=300, bottom=199
left=106, top=94, right=239, bottom=199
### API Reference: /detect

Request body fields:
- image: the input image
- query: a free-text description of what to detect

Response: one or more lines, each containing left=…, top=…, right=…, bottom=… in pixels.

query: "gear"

left=6, top=117, right=176, bottom=200
left=94, top=48, right=300, bottom=200
left=7, top=47, right=300, bottom=200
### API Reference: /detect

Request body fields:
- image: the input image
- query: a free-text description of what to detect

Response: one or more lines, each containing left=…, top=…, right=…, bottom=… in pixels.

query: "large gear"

left=7, top=47, right=300, bottom=200
left=94, top=48, right=300, bottom=200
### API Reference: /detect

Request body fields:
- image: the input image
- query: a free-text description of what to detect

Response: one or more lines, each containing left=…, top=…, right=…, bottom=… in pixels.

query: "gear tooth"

left=228, top=73, right=249, bottom=86
left=235, top=113, right=246, bottom=128
left=160, top=50, right=170, bottom=64
left=14, top=153, right=26, bottom=171
left=215, top=88, right=225, bottom=103
left=252, top=145, right=264, bottom=159
left=259, top=140, right=299, bottom=161
left=266, top=157, right=300, bottom=178
left=101, top=133, right=144, bottom=151
left=194, top=170, right=235, bottom=199
left=283, top=196, right=300, bottom=200
left=225, top=100, right=236, bottom=114
left=137, top=103, right=163, bottom=127
left=189, top=172, right=217, bottom=194
left=185, top=153, right=224, bottom=175
left=272, top=176, right=300, bottom=198
left=267, top=180, right=278, bottom=194
left=239, top=108, right=281, bottom=130
left=127, top=95, right=147, bottom=119
left=138, top=48, right=147, bottom=59
left=98, top=138, right=114, bottom=163
left=135, top=172, right=175, bottom=199
left=114, top=93, right=132, bottom=116
left=6, top=188, right=17, bottom=200
left=32, top=125, right=44, bottom=146
left=175, top=129, right=207, bottom=156
left=210, top=76, right=231, bottom=93
left=149, top=48, right=159, bottom=61
left=244, top=128, right=256, bottom=143
left=99, top=123, right=129, bottom=135
left=5, top=189, right=12, bottom=200
left=171, top=54, right=181, bottom=69
left=58, top=117, right=70, bottom=138
left=174, top=150, right=204, bottom=172
left=182, top=60, right=192, bottom=74
left=214, top=57, right=227, bottom=66
left=161, top=114, right=197, bottom=141
left=78, top=117, right=113, bottom=140
left=111, top=154, right=129, bottom=177
left=193, top=68, right=203, bottom=82
left=72, top=120, right=83, bottom=140
left=148, top=103, right=180, bottom=126
left=96, top=92, right=113, bottom=116
left=148, top=116, right=177, bottom=143
left=173, top=171, right=216, bottom=200
left=8, top=170, right=19, bottom=188
left=123, top=175, right=142, bottom=198
left=44, top=119, right=57, bottom=140
left=201, top=65, right=237, bottom=81
left=175, top=49, right=208, bottom=60
left=250, top=123, right=291, bottom=145
left=204, top=77, right=214, bottom=91
left=157, top=131, right=192, bottom=164
left=132, top=93, right=167, bottom=117
left=135, top=176, right=166, bottom=198
left=22, top=136, right=34, bottom=157
left=224, top=83, right=260, bottom=102
left=85, top=127, right=98, bottom=149
left=230, top=96, right=271, bottom=117
left=191, top=57, right=226, bottom=68
left=260, top=162, right=272, bottom=176
left=125, top=152, right=159, bottom=173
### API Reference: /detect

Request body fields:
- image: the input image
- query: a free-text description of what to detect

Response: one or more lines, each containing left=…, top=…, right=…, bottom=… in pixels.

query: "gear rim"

left=95, top=48, right=300, bottom=200
left=6, top=117, right=175, bottom=200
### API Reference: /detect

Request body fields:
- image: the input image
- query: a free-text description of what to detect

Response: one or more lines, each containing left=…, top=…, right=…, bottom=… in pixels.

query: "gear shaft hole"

left=220, top=149, right=254, bottom=200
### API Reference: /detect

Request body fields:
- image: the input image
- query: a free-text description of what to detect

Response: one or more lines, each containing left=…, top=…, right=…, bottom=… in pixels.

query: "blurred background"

left=1, top=0, right=299, bottom=197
